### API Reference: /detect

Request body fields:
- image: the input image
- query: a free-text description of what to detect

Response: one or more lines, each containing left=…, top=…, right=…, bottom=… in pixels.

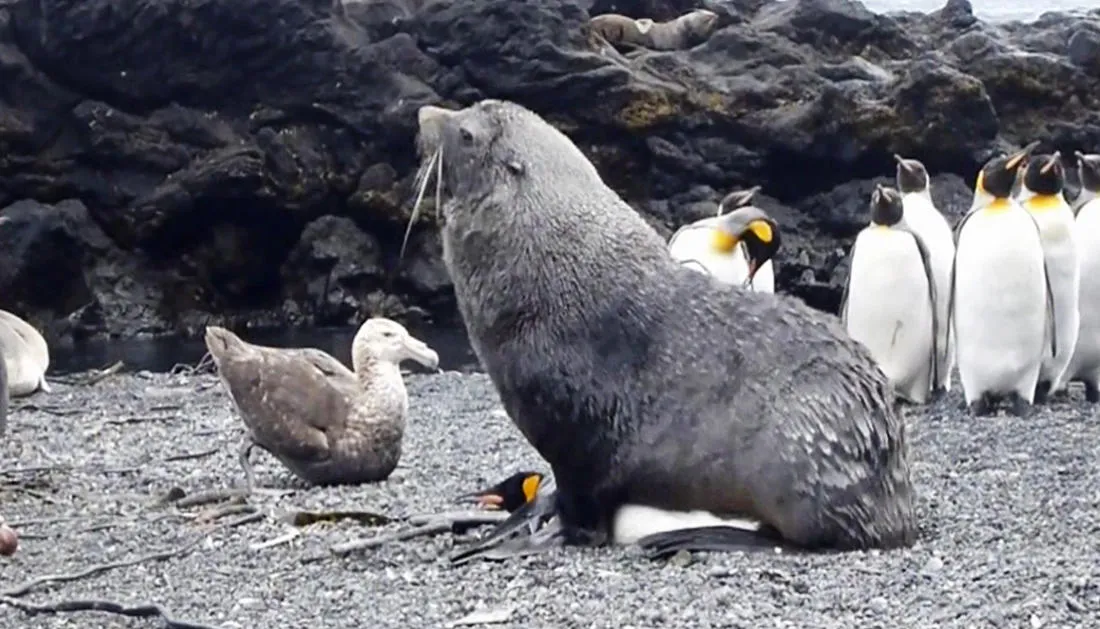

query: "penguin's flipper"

left=636, top=525, right=800, bottom=560
left=679, top=259, right=712, bottom=275
left=1043, top=261, right=1058, bottom=359
left=946, top=208, right=980, bottom=356
left=902, top=226, right=940, bottom=390
left=1020, top=209, right=1059, bottom=358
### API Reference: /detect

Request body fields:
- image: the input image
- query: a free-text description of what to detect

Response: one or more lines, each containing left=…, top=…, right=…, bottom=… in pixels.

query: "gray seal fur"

left=588, top=9, right=719, bottom=52
left=417, top=99, right=917, bottom=553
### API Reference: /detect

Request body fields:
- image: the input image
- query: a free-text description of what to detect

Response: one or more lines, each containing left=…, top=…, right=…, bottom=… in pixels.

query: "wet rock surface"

left=0, top=0, right=1098, bottom=338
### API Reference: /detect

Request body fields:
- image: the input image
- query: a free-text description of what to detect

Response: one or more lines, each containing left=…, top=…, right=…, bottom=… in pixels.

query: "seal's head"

left=893, top=154, right=930, bottom=194
left=416, top=101, right=601, bottom=207
left=869, top=184, right=904, bottom=227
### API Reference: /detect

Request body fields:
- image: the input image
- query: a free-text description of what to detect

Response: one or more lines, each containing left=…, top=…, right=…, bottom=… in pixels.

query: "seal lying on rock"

left=205, top=317, right=439, bottom=487
left=588, top=9, right=719, bottom=52
left=411, top=99, right=917, bottom=564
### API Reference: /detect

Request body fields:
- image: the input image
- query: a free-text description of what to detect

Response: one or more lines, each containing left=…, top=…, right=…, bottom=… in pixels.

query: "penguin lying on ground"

left=1013, top=151, right=1081, bottom=403
left=951, top=141, right=1054, bottom=417
left=667, top=187, right=780, bottom=291
left=841, top=184, right=938, bottom=404
left=457, top=471, right=545, bottom=512
left=1055, top=151, right=1100, bottom=403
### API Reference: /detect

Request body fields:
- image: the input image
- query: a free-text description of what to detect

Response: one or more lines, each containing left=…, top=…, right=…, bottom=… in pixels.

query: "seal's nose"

left=418, top=105, right=453, bottom=128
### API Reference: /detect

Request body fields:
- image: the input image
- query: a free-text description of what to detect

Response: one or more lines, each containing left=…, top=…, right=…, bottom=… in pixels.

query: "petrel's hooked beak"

left=402, top=335, right=440, bottom=371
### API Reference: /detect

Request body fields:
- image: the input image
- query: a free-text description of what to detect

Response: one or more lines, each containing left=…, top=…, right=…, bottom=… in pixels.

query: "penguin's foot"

left=967, top=395, right=994, bottom=417
left=1033, top=380, right=1052, bottom=404
left=1008, top=394, right=1032, bottom=419
left=238, top=439, right=258, bottom=494
left=1046, top=387, right=1072, bottom=403
left=1083, top=381, right=1100, bottom=404
left=636, top=525, right=793, bottom=560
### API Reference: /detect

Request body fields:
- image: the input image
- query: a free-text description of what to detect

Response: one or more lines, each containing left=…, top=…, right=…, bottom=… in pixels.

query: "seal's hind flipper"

left=448, top=491, right=559, bottom=566
left=636, top=525, right=792, bottom=560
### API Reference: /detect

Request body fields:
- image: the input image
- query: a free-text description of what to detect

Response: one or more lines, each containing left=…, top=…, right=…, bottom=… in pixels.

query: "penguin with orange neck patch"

left=666, top=189, right=781, bottom=291
left=458, top=471, right=544, bottom=512
left=1013, top=151, right=1081, bottom=403
left=951, top=142, right=1055, bottom=417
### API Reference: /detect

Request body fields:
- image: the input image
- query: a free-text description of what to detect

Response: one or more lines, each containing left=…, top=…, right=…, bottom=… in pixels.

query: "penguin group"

left=842, top=142, right=1100, bottom=415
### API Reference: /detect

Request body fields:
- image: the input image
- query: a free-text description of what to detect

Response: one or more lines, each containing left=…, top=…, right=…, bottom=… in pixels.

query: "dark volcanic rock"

left=0, top=0, right=1098, bottom=340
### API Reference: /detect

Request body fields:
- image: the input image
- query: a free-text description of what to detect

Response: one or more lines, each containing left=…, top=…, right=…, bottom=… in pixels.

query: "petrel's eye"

left=460, top=127, right=474, bottom=143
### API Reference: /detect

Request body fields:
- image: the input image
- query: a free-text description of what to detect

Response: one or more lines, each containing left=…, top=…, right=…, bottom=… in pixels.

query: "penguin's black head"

left=717, top=185, right=762, bottom=215
left=1076, top=151, right=1100, bottom=193
left=458, top=471, right=544, bottom=512
left=893, top=154, right=929, bottom=194
left=711, top=205, right=781, bottom=283
left=1021, top=152, right=1065, bottom=196
left=977, top=141, right=1040, bottom=199
left=869, top=184, right=904, bottom=227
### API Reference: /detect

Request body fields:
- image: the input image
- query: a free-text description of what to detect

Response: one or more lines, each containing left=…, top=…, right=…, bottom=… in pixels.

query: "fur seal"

left=412, top=100, right=917, bottom=563
left=588, top=9, right=719, bottom=52
left=0, top=310, right=50, bottom=397
left=205, top=317, right=439, bottom=487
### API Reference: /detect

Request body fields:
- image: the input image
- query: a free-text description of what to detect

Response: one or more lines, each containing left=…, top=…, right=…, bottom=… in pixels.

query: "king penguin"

left=667, top=186, right=780, bottom=292
left=1054, top=151, right=1100, bottom=402
left=841, top=184, right=938, bottom=404
left=1014, top=151, right=1081, bottom=403
left=893, top=154, right=956, bottom=397
left=951, top=142, right=1054, bottom=417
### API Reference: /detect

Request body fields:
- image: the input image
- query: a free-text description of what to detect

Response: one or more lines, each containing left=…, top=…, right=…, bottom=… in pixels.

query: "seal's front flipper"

left=448, top=490, right=559, bottom=566
left=636, top=525, right=791, bottom=560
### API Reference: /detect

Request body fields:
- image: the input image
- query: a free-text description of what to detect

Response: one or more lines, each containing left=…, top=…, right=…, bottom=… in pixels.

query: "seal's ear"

left=506, top=160, right=525, bottom=176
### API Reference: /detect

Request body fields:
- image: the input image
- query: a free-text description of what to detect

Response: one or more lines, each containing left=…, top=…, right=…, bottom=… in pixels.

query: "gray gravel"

left=0, top=369, right=1098, bottom=629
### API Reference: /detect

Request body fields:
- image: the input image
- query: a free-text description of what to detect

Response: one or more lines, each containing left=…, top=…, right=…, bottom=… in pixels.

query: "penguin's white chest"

left=1025, top=200, right=1081, bottom=384
left=953, top=207, right=1048, bottom=400
left=844, top=227, right=935, bottom=402
left=1061, top=200, right=1100, bottom=382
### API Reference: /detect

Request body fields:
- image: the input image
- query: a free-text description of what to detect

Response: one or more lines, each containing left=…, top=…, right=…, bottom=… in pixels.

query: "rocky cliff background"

left=0, top=0, right=1098, bottom=340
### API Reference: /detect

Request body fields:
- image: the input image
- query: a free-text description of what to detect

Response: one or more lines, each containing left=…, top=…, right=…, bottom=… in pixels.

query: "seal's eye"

left=459, top=127, right=474, bottom=144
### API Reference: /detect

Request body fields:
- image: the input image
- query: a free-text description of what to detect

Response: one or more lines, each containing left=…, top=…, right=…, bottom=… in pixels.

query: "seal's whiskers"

left=400, top=147, right=441, bottom=263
